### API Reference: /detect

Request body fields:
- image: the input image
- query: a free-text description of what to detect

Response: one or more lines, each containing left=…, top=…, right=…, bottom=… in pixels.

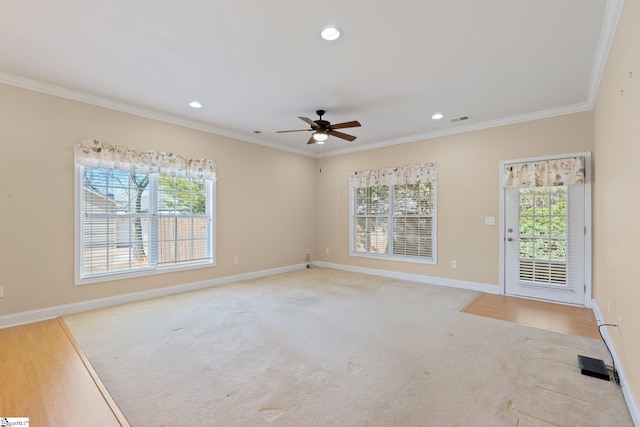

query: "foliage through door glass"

left=518, top=187, right=567, bottom=285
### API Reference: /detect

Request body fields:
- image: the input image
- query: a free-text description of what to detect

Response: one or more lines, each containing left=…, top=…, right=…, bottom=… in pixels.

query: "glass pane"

left=550, top=190, right=567, bottom=214
left=534, top=215, right=550, bottom=236
left=519, top=215, right=533, bottom=236
left=549, top=239, right=567, bottom=261
left=355, top=215, right=388, bottom=254
left=519, top=238, right=534, bottom=259
left=394, top=183, right=433, bottom=216
left=519, top=190, right=534, bottom=216
left=534, top=238, right=551, bottom=259
left=534, top=190, right=550, bottom=211
left=158, top=176, right=207, bottom=215
left=550, top=216, right=566, bottom=236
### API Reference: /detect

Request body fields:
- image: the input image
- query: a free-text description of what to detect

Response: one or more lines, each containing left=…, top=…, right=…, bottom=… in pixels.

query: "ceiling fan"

left=277, top=110, right=361, bottom=144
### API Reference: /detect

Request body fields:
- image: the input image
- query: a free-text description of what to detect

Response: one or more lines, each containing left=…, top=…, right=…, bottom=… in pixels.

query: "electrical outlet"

left=306, top=249, right=310, bottom=255
left=325, top=248, right=330, bottom=254
left=618, top=317, right=622, bottom=333
left=451, top=260, right=457, bottom=268
left=233, top=257, right=239, bottom=265
left=607, top=298, right=611, bottom=313
left=0, top=285, right=3, bottom=298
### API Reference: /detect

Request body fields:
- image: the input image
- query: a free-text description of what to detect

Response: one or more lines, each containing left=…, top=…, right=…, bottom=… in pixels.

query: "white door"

left=504, top=184, right=586, bottom=305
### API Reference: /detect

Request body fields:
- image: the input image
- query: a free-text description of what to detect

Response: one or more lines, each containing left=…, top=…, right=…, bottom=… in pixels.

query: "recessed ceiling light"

left=431, top=112, right=444, bottom=120
left=321, top=27, right=341, bottom=41
left=189, top=100, right=202, bottom=109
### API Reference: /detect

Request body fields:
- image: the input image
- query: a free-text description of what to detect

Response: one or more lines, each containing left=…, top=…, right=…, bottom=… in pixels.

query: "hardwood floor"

left=462, top=292, right=600, bottom=339
left=0, top=318, right=129, bottom=427
left=0, top=294, right=598, bottom=426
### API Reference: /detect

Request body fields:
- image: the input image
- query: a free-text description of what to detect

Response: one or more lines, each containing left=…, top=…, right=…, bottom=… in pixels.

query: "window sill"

left=349, top=251, right=436, bottom=265
left=75, top=260, right=216, bottom=286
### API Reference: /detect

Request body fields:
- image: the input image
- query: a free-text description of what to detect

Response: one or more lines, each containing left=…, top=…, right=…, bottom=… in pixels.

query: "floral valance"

left=75, top=139, right=216, bottom=180
left=501, top=156, right=584, bottom=189
left=350, top=163, right=437, bottom=188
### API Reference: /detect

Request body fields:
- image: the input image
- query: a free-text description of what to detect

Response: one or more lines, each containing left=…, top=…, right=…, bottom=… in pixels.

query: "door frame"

left=498, top=152, right=592, bottom=307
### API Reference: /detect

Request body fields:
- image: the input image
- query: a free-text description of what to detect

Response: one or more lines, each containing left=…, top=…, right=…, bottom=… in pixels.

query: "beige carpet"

left=63, top=268, right=633, bottom=426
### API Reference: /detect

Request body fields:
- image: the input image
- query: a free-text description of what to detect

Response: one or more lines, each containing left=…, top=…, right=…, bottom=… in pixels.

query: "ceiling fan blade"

left=306, top=136, right=316, bottom=145
left=299, top=116, right=319, bottom=128
left=330, top=120, right=361, bottom=130
left=329, top=130, right=357, bottom=141
left=276, top=129, right=312, bottom=133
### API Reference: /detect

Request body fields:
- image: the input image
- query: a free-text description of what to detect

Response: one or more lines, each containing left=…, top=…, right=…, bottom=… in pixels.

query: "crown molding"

left=0, top=72, right=314, bottom=158
left=323, top=101, right=594, bottom=158
left=587, top=0, right=625, bottom=105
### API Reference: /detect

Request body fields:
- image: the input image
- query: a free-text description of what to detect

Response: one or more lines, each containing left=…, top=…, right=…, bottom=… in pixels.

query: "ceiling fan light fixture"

left=321, top=26, right=341, bottom=41
left=312, top=131, right=329, bottom=142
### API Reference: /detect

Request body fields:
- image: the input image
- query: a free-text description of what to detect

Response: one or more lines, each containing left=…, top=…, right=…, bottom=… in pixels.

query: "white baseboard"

left=591, top=299, right=640, bottom=426
left=315, top=261, right=499, bottom=294
left=0, top=263, right=307, bottom=330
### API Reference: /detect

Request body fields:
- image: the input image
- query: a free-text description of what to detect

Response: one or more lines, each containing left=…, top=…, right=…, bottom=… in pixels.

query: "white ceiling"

left=0, top=0, right=622, bottom=157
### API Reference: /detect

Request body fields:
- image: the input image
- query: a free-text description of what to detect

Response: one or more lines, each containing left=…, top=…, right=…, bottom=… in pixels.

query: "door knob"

left=507, top=228, right=513, bottom=233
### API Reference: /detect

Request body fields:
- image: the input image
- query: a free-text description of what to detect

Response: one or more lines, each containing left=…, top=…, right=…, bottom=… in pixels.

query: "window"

left=350, top=164, right=437, bottom=264
left=78, top=167, right=214, bottom=282
left=75, top=140, right=216, bottom=284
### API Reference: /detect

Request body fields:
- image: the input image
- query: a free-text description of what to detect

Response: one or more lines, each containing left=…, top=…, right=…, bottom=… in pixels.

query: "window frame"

left=74, top=164, right=216, bottom=285
left=349, top=181, right=437, bottom=265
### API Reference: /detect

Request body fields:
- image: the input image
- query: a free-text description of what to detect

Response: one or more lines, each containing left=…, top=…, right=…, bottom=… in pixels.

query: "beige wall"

left=593, top=0, right=640, bottom=409
left=315, top=112, right=593, bottom=286
left=0, top=83, right=317, bottom=315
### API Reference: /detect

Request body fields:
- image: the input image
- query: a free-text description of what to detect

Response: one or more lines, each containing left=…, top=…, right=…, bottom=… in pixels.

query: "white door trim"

left=498, top=151, right=592, bottom=307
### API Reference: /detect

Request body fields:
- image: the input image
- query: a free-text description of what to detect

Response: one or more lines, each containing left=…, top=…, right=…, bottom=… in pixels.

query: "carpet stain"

left=260, top=407, right=284, bottom=422
left=348, top=362, right=362, bottom=374
left=497, top=398, right=514, bottom=415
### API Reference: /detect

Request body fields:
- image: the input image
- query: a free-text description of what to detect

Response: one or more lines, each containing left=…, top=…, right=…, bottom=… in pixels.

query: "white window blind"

left=81, top=168, right=152, bottom=277
left=392, top=183, right=434, bottom=258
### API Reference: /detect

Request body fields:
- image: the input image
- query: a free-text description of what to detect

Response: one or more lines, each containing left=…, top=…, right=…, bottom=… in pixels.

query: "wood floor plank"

left=0, top=319, right=129, bottom=427
left=462, top=293, right=600, bottom=339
